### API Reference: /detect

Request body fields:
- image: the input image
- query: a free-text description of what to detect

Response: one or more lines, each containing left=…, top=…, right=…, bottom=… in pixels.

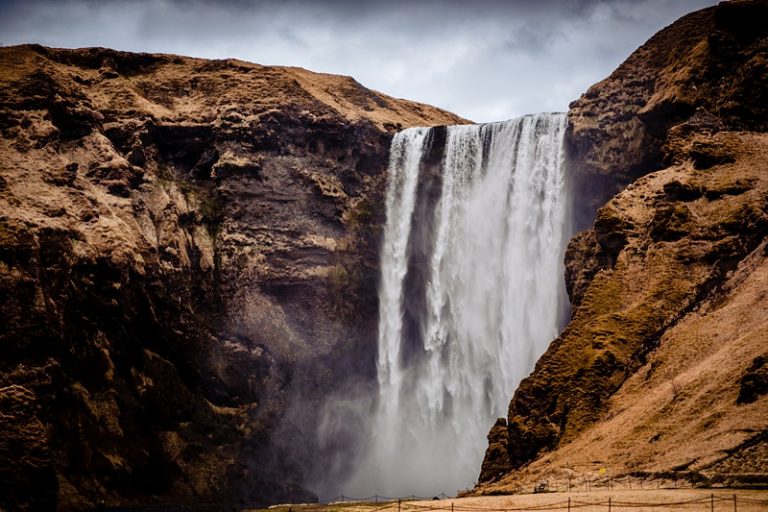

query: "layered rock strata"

left=0, top=44, right=465, bottom=510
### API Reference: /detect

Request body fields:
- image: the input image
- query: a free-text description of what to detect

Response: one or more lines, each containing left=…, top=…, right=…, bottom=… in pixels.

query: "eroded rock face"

left=567, top=0, right=768, bottom=229
left=0, top=45, right=466, bottom=510
left=478, top=418, right=511, bottom=485
left=478, top=0, right=768, bottom=491
left=738, top=356, right=768, bottom=405
left=0, top=385, right=57, bottom=512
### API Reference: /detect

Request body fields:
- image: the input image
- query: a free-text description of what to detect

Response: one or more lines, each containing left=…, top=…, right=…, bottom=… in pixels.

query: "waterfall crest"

left=349, top=113, right=569, bottom=497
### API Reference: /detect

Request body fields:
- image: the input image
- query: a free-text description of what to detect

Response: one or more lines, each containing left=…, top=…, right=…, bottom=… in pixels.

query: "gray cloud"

left=0, top=0, right=717, bottom=122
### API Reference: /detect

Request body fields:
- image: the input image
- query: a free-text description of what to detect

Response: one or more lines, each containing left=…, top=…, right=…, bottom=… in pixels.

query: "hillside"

left=477, top=0, right=768, bottom=492
left=0, top=44, right=466, bottom=511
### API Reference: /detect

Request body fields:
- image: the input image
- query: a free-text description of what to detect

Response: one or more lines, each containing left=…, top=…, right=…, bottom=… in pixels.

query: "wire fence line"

left=290, top=492, right=768, bottom=512
left=476, top=472, right=768, bottom=496
left=319, top=470, right=768, bottom=504
left=320, top=495, right=450, bottom=504
left=401, top=495, right=768, bottom=510
left=496, top=475, right=698, bottom=495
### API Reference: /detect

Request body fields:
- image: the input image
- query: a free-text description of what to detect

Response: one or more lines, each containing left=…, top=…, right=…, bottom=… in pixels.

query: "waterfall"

left=348, top=113, right=569, bottom=497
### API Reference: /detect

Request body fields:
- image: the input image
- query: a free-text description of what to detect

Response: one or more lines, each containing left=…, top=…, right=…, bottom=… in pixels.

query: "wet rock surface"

left=0, top=44, right=465, bottom=510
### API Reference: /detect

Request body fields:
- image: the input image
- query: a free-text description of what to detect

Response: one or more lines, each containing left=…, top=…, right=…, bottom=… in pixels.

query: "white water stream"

left=347, top=113, right=569, bottom=497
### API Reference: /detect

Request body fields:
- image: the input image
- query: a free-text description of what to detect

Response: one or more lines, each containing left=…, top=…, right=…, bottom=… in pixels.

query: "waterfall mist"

left=319, top=113, right=569, bottom=498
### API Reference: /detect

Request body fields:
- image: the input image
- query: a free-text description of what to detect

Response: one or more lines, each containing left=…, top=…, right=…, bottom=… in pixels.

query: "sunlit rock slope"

left=478, top=0, right=768, bottom=492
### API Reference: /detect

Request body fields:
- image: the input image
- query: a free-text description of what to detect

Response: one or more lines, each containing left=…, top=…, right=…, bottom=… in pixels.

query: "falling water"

left=347, top=113, right=569, bottom=497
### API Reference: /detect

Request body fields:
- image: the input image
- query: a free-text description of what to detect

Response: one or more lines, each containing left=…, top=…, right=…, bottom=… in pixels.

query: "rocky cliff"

left=478, top=0, right=768, bottom=491
left=0, top=44, right=465, bottom=511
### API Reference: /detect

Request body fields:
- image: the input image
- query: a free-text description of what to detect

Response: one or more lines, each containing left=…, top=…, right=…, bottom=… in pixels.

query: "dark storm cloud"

left=0, top=0, right=718, bottom=121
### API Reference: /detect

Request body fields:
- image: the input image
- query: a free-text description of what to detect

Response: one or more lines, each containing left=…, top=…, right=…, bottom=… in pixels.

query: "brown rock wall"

left=478, top=0, right=768, bottom=491
left=0, top=44, right=466, bottom=510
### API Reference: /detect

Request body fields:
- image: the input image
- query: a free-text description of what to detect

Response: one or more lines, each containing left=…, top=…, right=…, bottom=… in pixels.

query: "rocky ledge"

left=0, top=44, right=465, bottom=511
left=478, top=0, right=768, bottom=491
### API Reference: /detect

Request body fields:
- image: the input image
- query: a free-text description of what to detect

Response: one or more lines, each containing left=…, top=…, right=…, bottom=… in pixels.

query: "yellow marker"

left=599, top=467, right=607, bottom=475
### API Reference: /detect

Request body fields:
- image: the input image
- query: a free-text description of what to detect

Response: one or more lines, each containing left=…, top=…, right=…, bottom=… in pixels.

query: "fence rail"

left=475, top=474, right=768, bottom=497
left=320, top=495, right=449, bottom=504
left=319, top=472, right=768, bottom=505
left=289, top=491, right=768, bottom=512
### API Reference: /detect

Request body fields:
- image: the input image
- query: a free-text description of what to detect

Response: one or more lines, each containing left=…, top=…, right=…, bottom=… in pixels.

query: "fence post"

left=608, top=497, right=612, bottom=512
left=451, top=502, right=454, bottom=512
left=568, top=497, right=571, bottom=512
left=398, top=499, right=401, bottom=512
left=341, top=494, right=345, bottom=503
left=711, top=493, right=714, bottom=512
left=733, top=493, right=737, bottom=512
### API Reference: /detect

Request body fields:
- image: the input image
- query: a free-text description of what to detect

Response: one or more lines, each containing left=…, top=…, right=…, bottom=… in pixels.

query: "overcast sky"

left=0, top=0, right=718, bottom=122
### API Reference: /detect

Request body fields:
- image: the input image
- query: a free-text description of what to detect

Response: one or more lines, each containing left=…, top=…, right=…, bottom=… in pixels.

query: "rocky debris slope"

left=0, top=44, right=465, bottom=511
left=478, top=0, right=768, bottom=491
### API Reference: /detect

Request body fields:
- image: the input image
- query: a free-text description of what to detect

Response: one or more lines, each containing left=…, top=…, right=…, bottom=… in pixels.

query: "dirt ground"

left=255, top=489, right=768, bottom=512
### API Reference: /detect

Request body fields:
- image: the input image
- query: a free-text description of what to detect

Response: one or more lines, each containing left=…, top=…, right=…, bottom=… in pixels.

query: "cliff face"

left=0, top=44, right=466, bottom=511
left=479, top=0, right=768, bottom=490
left=567, top=0, right=768, bottom=228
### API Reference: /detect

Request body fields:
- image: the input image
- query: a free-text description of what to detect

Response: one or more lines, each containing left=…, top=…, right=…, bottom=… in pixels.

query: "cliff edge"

left=0, top=44, right=465, bottom=511
left=478, top=0, right=768, bottom=491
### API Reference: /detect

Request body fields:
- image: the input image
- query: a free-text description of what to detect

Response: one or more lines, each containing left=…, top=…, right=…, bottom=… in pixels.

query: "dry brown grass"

left=0, top=45, right=468, bottom=131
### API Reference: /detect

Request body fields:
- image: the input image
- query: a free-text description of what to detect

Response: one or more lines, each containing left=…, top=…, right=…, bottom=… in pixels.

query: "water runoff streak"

left=348, top=113, right=569, bottom=497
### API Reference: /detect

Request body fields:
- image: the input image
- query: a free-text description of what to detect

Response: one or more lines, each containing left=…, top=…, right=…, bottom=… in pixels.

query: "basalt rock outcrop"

left=0, top=44, right=465, bottom=511
left=478, top=0, right=768, bottom=491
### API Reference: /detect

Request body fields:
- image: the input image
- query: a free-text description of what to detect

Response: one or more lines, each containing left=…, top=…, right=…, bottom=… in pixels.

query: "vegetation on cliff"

left=479, top=0, right=768, bottom=491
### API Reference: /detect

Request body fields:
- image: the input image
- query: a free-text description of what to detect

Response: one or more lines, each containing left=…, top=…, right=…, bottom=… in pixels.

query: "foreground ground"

left=254, top=489, right=768, bottom=512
